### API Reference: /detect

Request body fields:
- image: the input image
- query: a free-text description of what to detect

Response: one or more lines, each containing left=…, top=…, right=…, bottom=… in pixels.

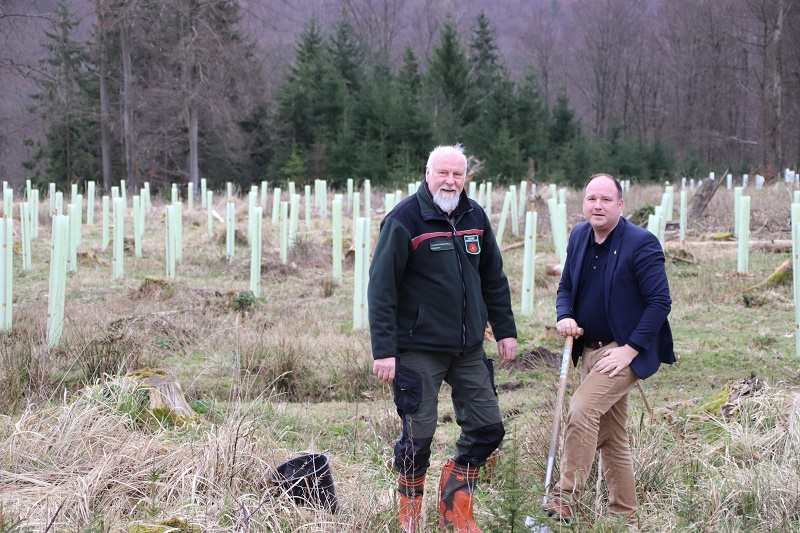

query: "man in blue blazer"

left=544, top=174, right=675, bottom=527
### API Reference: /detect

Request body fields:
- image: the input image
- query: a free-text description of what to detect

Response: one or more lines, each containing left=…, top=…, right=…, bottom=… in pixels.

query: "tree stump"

left=129, top=368, right=198, bottom=423
left=688, top=172, right=727, bottom=219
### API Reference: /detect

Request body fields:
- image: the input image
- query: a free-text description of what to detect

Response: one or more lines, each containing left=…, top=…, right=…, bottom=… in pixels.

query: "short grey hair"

left=426, top=144, right=468, bottom=174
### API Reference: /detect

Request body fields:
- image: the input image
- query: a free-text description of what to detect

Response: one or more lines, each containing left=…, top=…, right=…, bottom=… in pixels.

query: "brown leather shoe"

left=542, top=498, right=572, bottom=521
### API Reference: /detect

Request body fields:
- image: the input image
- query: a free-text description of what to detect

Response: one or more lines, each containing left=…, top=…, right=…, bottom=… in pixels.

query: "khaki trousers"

left=553, top=342, right=640, bottom=519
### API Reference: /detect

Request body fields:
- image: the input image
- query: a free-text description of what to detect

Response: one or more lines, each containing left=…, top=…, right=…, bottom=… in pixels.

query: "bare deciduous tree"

left=94, top=0, right=113, bottom=193
left=568, top=0, right=646, bottom=139
left=120, top=0, right=136, bottom=192
left=520, top=2, right=561, bottom=101
left=341, top=0, right=406, bottom=62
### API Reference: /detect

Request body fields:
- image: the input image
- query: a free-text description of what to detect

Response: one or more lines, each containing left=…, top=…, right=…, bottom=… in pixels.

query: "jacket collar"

left=580, top=215, right=627, bottom=246
left=571, top=216, right=628, bottom=290
left=566, top=217, right=629, bottom=316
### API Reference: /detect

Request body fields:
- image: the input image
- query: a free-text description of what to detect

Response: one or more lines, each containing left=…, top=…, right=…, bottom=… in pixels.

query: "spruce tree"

left=469, top=11, right=502, bottom=104
left=547, top=91, right=589, bottom=185
left=510, top=73, right=549, bottom=178
left=391, top=46, right=433, bottom=180
left=322, top=16, right=367, bottom=185
left=26, top=1, right=99, bottom=189
left=428, top=20, right=470, bottom=143
left=465, top=12, right=499, bottom=158
left=350, top=60, right=392, bottom=185
left=328, top=16, right=364, bottom=93
left=273, top=19, right=327, bottom=176
left=550, top=92, right=578, bottom=149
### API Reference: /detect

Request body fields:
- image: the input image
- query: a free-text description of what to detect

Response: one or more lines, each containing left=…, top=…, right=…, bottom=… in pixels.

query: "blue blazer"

left=556, top=216, right=675, bottom=379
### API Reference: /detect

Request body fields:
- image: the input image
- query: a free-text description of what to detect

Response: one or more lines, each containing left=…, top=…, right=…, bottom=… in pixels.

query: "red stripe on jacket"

left=411, top=229, right=485, bottom=252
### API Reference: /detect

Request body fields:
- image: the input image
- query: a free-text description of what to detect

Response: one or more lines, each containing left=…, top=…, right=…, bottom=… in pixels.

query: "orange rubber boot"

left=398, top=474, right=425, bottom=533
left=437, top=459, right=483, bottom=532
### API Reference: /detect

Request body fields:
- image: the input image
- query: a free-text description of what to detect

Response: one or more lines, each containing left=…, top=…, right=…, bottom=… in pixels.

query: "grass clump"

left=231, top=290, right=258, bottom=311
left=2, top=184, right=800, bottom=531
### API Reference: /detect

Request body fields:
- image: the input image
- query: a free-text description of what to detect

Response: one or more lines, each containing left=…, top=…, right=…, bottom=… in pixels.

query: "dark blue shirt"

left=573, top=228, right=615, bottom=343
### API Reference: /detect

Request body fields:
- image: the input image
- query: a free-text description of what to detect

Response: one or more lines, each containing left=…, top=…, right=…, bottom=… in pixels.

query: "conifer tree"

left=322, top=16, right=366, bottom=184
left=390, top=46, right=433, bottom=181
left=469, top=11, right=502, bottom=104
left=510, top=73, right=550, bottom=177
left=274, top=19, right=327, bottom=175
left=26, top=1, right=99, bottom=189
left=328, top=16, right=364, bottom=93
left=465, top=12, right=504, bottom=164
left=428, top=20, right=470, bottom=142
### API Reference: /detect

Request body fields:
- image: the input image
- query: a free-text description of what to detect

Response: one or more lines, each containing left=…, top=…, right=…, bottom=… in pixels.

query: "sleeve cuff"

left=626, top=340, right=644, bottom=353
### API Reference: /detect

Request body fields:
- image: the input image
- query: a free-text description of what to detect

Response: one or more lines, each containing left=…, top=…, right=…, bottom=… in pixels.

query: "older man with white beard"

left=368, top=144, right=518, bottom=532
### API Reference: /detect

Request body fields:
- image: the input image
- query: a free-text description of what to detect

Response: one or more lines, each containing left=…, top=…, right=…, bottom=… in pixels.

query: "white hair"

left=426, top=144, right=468, bottom=174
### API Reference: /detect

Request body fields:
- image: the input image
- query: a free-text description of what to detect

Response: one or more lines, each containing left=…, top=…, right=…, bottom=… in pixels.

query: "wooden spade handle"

left=543, top=327, right=584, bottom=503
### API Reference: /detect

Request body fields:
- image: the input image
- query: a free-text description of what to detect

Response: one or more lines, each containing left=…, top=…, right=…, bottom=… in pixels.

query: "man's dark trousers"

left=392, top=345, right=505, bottom=478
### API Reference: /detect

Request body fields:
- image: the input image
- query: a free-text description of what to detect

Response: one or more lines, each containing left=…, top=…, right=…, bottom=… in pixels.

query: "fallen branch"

left=500, top=240, right=525, bottom=253
left=742, top=258, right=792, bottom=293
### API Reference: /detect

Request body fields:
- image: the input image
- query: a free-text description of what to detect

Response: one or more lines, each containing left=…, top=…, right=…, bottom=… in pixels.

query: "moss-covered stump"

left=743, top=258, right=792, bottom=293
left=128, top=368, right=198, bottom=424
left=138, top=276, right=174, bottom=299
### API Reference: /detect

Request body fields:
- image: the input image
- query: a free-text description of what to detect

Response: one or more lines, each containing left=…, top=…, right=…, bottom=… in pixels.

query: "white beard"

left=433, top=189, right=460, bottom=213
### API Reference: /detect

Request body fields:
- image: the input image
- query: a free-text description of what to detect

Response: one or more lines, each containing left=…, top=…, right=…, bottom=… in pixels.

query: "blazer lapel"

left=570, top=224, right=591, bottom=297
left=604, top=217, right=625, bottom=308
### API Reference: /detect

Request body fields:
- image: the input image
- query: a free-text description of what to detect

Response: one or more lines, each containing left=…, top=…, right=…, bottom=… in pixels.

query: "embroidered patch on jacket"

left=429, top=239, right=454, bottom=252
left=464, top=234, right=481, bottom=254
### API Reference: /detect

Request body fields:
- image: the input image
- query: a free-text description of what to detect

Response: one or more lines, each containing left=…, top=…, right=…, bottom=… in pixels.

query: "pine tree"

left=328, top=16, right=364, bottom=93
left=550, top=92, right=578, bottom=149
left=350, top=59, right=392, bottom=184
left=469, top=11, right=502, bottom=104
left=484, top=122, right=524, bottom=181
left=464, top=12, right=503, bottom=161
left=238, top=104, right=275, bottom=183
left=390, top=46, right=433, bottom=181
left=547, top=91, right=589, bottom=185
left=428, top=19, right=470, bottom=142
left=511, top=73, right=550, bottom=176
left=273, top=19, right=327, bottom=175
left=26, top=1, right=99, bottom=189
left=321, top=16, right=367, bottom=183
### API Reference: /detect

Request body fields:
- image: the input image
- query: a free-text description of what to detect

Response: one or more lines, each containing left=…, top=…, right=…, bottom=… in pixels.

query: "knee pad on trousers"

left=394, top=435, right=433, bottom=478
left=455, top=421, right=505, bottom=466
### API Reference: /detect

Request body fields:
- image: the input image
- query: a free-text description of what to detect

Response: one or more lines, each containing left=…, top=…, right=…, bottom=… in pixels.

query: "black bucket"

left=271, top=453, right=338, bottom=514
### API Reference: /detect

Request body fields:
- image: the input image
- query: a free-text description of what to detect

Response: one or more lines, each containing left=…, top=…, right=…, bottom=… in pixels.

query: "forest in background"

left=0, top=0, right=799, bottom=193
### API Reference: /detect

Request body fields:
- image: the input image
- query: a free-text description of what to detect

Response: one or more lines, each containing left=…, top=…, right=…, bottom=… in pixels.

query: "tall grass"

left=1, top=183, right=799, bottom=531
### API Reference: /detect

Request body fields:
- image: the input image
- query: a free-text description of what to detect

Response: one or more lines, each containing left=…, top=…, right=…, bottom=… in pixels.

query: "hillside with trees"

left=1, top=0, right=798, bottom=192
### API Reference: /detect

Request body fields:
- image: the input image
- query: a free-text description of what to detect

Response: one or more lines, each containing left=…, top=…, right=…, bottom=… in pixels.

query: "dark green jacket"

left=368, top=182, right=517, bottom=359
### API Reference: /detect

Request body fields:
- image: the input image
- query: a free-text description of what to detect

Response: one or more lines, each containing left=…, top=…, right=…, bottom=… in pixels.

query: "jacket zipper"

left=449, top=215, right=467, bottom=355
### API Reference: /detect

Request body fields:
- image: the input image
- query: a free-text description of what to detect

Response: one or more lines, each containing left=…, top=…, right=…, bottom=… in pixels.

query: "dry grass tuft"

left=0, top=375, right=360, bottom=531
left=2, top=183, right=800, bottom=531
